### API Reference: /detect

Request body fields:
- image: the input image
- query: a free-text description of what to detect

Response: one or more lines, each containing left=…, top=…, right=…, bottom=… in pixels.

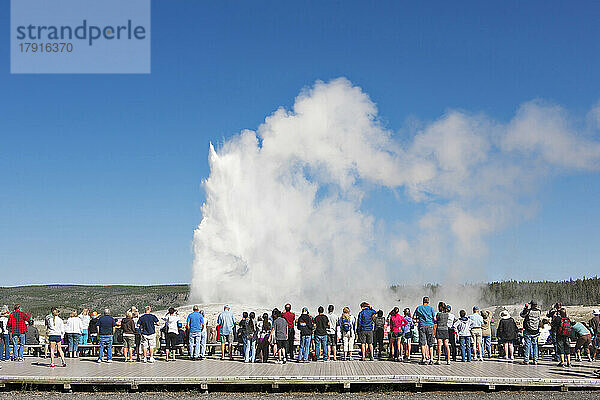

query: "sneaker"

left=428, top=359, right=433, bottom=365
left=50, top=363, right=56, bottom=367
left=557, top=362, right=564, bottom=367
left=106, top=359, right=112, bottom=363
left=149, top=357, right=155, bottom=363
left=446, top=360, right=450, bottom=365
left=519, top=361, right=529, bottom=365
left=61, top=362, right=67, bottom=367
left=165, top=358, right=169, bottom=362
left=142, top=358, right=147, bottom=363
left=510, top=356, right=515, bottom=360
left=434, top=360, right=440, bottom=365
left=97, top=359, right=102, bottom=363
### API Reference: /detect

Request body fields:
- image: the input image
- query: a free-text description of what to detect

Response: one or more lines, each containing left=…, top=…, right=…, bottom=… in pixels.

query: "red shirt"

left=390, top=314, right=408, bottom=333
left=8, top=310, right=31, bottom=335
left=282, top=311, right=295, bottom=329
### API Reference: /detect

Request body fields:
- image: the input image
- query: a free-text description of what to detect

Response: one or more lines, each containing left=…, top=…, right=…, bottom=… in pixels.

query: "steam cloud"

left=191, top=78, right=600, bottom=308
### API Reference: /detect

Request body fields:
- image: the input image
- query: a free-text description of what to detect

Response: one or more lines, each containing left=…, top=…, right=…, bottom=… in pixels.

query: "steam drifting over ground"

left=192, top=78, right=600, bottom=309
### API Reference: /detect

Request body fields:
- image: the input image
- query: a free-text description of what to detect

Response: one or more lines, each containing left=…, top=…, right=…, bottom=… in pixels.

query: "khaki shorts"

left=141, top=333, right=156, bottom=349
left=220, top=333, right=233, bottom=345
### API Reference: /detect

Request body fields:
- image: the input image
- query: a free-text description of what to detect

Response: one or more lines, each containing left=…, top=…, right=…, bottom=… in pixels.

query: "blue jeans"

left=79, top=329, right=89, bottom=345
left=298, top=335, right=312, bottom=361
left=68, top=333, right=81, bottom=353
left=483, top=336, right=492, bottom=357
left=523, top=333, right=539, bottom=363
left=244, top=336, right=256, bottom=362
left=459, top=336, right=472, bottom=362
left=189, top=331, right=202, bottom=358
left=200, top=329, right=207, bottom=358
left=315, top=335, right=328, bottom=360
left=242, top=334, right=249, bottom=358
left=12, top=333, right=25, bottom=359
left=98, top=335, right=113, bottom=361
left=1, top=334, right=10, bottom=360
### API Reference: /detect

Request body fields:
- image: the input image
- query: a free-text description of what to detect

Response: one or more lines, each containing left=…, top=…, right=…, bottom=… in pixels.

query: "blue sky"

left=1, top=1, right=599, bottom=286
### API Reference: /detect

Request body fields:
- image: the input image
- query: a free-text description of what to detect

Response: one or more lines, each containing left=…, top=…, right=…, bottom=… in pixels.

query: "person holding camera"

left=520, top=300, right=541, bottom=365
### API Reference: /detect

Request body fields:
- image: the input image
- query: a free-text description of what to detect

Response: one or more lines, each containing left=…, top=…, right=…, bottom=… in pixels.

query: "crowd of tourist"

left=0, top=298, right=599, bottom=376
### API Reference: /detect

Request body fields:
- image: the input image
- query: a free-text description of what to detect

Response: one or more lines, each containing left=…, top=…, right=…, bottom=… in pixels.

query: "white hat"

left=593, top=309, right=600, bottom=316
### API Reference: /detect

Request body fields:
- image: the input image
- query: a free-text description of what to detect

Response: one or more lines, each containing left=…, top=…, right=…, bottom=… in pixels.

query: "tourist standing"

left=121, top=311, right=137, bottom=362
left=244, top=312, right=258, bottom=362
left=97, top=309, right=116, bottom=363
left=520, top=300, right=541, bottom=365
left=469, top=306, right=484, bottom=361
left=46, top=307, right=66, bottom=367
left=186, top=305, right=204, bottom=360
left=374, top=310, right=386, bottom=359
left=553, top=308, right=572, bottom=367
left=455, top=309, right=473, bottom=362
left=481, top=309, right=493, bottom=359
left=256, top=313, right=271, bottom=363
left=164, top=308, right=179, bottom=362
left=357, top=302, right=376, bottom=361
left=446, top=305, right=457, bottom=362
left=339, top=307, right=355, bottom=361
left=313, top=306, right=329, bottom=361
left=389, top=307, right=408, bottom=362
left=402, top=308, right=414, bottom=361
left=497, top=310, right=517, bottom=360
left=547, top=303, right=563, bottom=361
left=137, top=306, right=159, bottom=363
left=79, top=309, right=91, bottom=346
left=0, top=307, right=10, bottom=361
left=217, top=305, right=235, bottom=361
left=326, top=305, right=338, bottom=361
left=589, top=309, right=600, bottom=361
left=65, top=311, right=83, bottom=358
left=414, top=297, right=436, bottom=365
left=435, top=302, right=450, bottom=365
left=273, top=310, right=289, bottom=364
left=281, top=304, right=296, bottom=359
left=7, top=304, right=31, bottom=362
left=296, top=307, right=313, bottom=362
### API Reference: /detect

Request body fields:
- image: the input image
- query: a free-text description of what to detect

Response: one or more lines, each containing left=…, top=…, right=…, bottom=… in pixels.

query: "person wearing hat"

left=296, top=307, right=313, bottom=362
left=446, top=305, right=457, bottom=362
left=468, top=306, right=484, bottom=362
left=497, top=310, right=518, bottom=360
left=589, top=309, right=600, bottom=361
left=520, top=300, right=542, bottom=365
left=88, top=311, right=99, bottom=356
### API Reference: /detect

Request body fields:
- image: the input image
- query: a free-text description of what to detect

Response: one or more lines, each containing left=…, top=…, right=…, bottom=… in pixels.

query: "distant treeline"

left=480, top=277, right=600, bottom=307
left=392, top=277, right=600, bottom=308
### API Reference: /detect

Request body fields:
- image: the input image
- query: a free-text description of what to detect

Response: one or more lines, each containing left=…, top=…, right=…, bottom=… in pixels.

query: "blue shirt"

left=469, top=313, right=484, bottom=328
left=414, top=305, right=435, bottom=327
left=187, top=311, right=204, bottom=333
left=358, top=308, right=377, bottom=331
left=217, top=310, right=235, bottom=335
left=137, top=313, right=159, bottom=335
left=96, top=315, right=116, bottom=336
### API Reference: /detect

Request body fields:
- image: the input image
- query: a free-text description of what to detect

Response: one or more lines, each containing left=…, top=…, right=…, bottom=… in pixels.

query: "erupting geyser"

left=191, top=78, right=600, bottom=307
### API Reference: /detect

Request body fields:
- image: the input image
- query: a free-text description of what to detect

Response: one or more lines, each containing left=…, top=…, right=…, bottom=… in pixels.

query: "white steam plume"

left=192, top=78, right=600, bottom=309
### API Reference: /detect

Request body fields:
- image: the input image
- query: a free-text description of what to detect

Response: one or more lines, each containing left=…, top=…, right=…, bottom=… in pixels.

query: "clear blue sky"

left=1, top=1, right=599, bottom=285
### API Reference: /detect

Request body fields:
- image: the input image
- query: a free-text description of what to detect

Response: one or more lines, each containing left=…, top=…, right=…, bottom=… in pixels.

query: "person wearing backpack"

left=338, top=307, right=355, bottom=361
left=244, top=312, right=258, bottom=362
left=519, top=300, right=542, bottom=365
left=552, top=308, right=572, bottom=367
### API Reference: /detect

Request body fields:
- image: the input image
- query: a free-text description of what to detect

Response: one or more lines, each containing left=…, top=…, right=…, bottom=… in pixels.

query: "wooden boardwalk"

left=1, top=355, right=599, bottom=391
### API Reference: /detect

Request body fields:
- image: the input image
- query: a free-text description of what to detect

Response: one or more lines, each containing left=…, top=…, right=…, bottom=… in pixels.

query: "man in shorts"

left=137, top=306, right=159, bottom=363
left=217, top=305, right=235, bottom=360
left=414, top=297, right=436, bottom=364
left=357, top=302, right=376, bottom=361
left=273, top=310, right=289, bottom=364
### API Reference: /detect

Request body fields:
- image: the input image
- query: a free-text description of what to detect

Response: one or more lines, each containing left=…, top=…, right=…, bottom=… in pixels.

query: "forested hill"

left=480, top=277, right=600, bottom=307
left=391, top=277, right=600, bottom=308
left=0, top=285, right=189, bottom=319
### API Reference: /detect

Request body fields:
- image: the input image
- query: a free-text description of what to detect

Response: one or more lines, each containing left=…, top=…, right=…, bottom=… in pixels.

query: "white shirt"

left=447, top=312, right=456, bottom=328
left=79, top=314, right=91, bottom=330
left=65, top=316, right=83, bottom=334
left=165, top=314, right=179, bottom=334
left=0, top=316, right=8, bottom=335
left=47, top=316, right=65, bottom=337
